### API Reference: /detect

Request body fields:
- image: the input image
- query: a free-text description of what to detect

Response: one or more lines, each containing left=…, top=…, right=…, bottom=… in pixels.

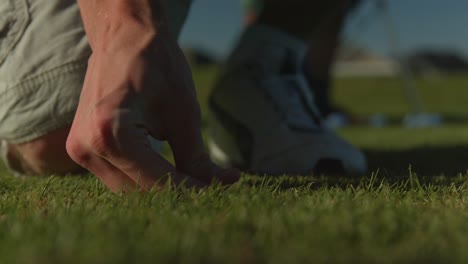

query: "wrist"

left=78, top=0, right=170, bottom=53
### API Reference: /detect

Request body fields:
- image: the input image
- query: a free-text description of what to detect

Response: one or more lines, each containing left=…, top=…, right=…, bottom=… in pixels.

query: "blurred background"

left=178, top=0, right=468, bottom=124
left=171, top=0, right=468, bottom=176
left=180, top=0, right=468, bottom=66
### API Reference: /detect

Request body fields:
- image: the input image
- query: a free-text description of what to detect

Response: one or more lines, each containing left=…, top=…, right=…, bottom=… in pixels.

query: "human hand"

left=66, top=0, right=240, bottom=192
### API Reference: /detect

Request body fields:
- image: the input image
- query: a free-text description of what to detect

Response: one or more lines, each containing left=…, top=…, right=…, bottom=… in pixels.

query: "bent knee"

left=5, top=126, right=84, bottom=176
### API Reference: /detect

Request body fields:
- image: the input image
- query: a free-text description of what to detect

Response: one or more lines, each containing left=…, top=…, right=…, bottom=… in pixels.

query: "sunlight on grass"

left=0, top=68, right=467, bottom=263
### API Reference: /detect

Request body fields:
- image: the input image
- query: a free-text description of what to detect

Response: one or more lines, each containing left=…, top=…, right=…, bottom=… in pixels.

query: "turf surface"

left=0, top=67, right=467, bottom=263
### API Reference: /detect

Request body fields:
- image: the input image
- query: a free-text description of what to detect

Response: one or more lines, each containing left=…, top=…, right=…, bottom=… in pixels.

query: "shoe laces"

left=259, top=49, right=324, bottom=132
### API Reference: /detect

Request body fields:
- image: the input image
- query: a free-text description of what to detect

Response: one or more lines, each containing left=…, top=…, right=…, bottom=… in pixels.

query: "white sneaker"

left=207, top=25, right=367, bottom=175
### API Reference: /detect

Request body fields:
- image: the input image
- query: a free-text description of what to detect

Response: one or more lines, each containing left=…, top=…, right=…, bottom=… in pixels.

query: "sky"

left=178, top=0, right=468, bottom=60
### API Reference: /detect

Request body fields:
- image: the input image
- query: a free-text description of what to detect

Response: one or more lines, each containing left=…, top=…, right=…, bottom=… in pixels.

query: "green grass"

left=0, top=67, right=467, bottom=263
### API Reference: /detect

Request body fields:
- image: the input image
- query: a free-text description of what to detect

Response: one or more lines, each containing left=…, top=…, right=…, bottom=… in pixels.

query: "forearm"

left=77, top=0, right=169, bottom=52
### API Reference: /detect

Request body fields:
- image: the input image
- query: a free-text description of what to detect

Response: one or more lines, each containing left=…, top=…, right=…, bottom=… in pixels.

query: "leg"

left=0, top=0, right=90, bottom=176
left=304, top=0, right=362, bottom=116
left=256, top=0, right=345, bottom=41
left=166, top=0, right=193, bottom=38
left=3, top=126, right=83, bottom=175
left=304, top=2, right=350, bottom=116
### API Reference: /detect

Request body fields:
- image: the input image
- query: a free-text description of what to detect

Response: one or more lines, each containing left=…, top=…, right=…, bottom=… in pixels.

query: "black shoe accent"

left=314, top=158, right=345, bottom=175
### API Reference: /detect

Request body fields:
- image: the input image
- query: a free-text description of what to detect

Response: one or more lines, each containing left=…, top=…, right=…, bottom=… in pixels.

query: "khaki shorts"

left=0, top=0, right=90, bottom=144
left=0, top=0, right=192, bottom=145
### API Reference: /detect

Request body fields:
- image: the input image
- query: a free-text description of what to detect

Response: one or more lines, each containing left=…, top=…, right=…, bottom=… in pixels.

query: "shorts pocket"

left=0, top=0, right=29, bottom=65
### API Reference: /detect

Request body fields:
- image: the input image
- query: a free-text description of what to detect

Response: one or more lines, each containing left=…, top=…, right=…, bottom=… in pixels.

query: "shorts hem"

left=7, top=111, right=75, bottom=144
left=0, top=59, right=88, bottom=144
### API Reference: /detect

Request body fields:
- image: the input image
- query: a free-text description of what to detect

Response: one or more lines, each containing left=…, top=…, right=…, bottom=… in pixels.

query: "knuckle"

left=66, top=136, right=90, bottom=166
left=67, top=107, right=119, bottom=163
left=88, top=108, right=118, bottom=157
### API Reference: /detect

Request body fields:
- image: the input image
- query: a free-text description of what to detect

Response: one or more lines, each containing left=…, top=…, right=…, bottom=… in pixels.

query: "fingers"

left=167, top=118, right=240, bottom=185
left=67, top=129, right=137, bottom=192
left=67, top=109, right=206, bottom=192
left=78, top=154, right=138, bottom=193
left=175, top=151, right=241, bottom=185
left=68, top=128, right=205, bottom=192
left=69, top=44, right=239, bottom=191
left=103, top=123, right=206, bottom=190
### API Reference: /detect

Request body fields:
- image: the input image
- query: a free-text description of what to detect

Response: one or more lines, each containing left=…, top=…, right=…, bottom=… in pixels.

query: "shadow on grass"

left=1, top=144, right=465, bottom=192
left=240, top=172, right=466, bottom=192
left=350, top=114, right=468, bottom=127
left=364, top=145, right=468, bottom=176
left=240, top=145, right=468, bottom=191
